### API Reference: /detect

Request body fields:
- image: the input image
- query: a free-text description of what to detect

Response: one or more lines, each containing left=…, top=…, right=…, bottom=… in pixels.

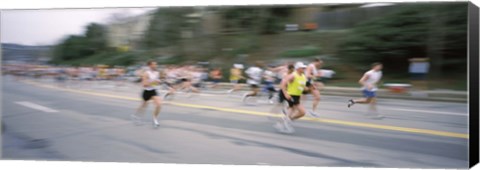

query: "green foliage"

left=226, top=35, right=260, bottom=56
left=160, top=55, right=184, bottom=64
left=52, top=23, right=108, bottom=63
left=143, top=8, right=194, bottom=48
left=223, top=7, right=257, bottom=30
left=55, top=50, right=140, bottom=66
left=52, top=35, right=89, bottom=62
left=261, top=7, right=292, bottom=34
left=280, top=46, right=321, bottom=58
left=85, top=23, right=108, bottom=52
left=338, top=3, right=468, bottom=75
left=221, top=7, right=293, bottom=34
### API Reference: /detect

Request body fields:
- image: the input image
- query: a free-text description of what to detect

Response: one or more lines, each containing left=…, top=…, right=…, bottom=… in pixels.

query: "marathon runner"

left=242, top=61, right=264, bottom=102
left=303, top=58, right=323, bottom=117
left=347, top=62, right=385, bottom=119
left=274, top=62, right=308, bottom=133
left=132, top=61, right=164, bottom=128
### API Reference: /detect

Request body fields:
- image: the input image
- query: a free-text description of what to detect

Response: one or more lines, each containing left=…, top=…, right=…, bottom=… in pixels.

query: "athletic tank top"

left=230, top=68, right=241, bottom=81
left=305, top=63, right=318, bottom=78
left=287, top=72, right=307, bottom=96
left=144, top=69, right=159, bottom=91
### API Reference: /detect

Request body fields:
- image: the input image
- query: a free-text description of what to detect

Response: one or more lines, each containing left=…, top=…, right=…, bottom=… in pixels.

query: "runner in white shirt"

left=132, top=61, right=164, bottom=128
left=269, top=62, right=292, bottom=84
left=191, top=66, right=205, bottom=89
left=178, top=66, right=200, bottom=94
left=303, top=58, right=323, bottom=117
left=263, top=68, right=277, bottom=103
left=159, top=66, right=177, bottom=100
left=347, top=62, right=385, bottom=119
left=242, top=61, right=264, bottom=102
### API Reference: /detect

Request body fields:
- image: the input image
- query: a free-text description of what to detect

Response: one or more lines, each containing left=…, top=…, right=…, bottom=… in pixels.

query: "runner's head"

left=233, top=64, right=244, bottom=69
left=371, top=62, right=383, bottom=71
left=294, top=62, right=307, bottom=73
left=287, top=64, right=295, bottom=73
left=254, top=61, right=264, bottom=68
left=147, top=61, right=157, bottom=70
left=313, top=58, right=323, bottom=67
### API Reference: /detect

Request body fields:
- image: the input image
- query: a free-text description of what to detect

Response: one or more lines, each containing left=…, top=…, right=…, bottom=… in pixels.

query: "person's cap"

left=294, top=62, right=307, bottom=69
left=234, top=64, right=244, bottom=69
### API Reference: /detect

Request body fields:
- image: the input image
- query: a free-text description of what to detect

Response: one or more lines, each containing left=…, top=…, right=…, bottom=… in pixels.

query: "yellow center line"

left=22, top=80, right=469, bottom=139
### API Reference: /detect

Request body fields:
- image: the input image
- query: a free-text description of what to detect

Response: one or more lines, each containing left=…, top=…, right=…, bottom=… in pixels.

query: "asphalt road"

left=1, top=76, right=469, bottom=168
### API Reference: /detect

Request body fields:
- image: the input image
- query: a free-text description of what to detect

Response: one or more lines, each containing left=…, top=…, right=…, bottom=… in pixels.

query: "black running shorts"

left=286, top=95, right=301, bottom=107
left=306, top=78, right=312, bottom=87
left=142, top=89, right=158, bottom=101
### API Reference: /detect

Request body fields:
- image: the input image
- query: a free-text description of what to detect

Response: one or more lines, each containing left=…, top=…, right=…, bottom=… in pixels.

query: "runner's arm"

left=358, top=73, right=371, bottom=88
left=141, top=73, right=150, bottom=87
left=268, top=66, right=282, bottom=72
left=305, top=66, right=313, bottom=79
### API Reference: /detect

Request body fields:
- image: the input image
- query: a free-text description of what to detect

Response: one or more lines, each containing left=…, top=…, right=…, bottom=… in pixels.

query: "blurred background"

left=1, top=2, right=470, bottom=166
left=2, top=2, right=468, bottom=91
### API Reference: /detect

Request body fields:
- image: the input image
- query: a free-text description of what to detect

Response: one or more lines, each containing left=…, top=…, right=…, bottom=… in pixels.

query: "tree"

left=338, top=3, right=467, bottom=78
left=52, top=35, right=88, bottom=62
left=52, top=22, right=108, bottom=63
left=84, top=23, right=108, bottom=54
left=143, top=7, right=194, bottom=48
left=221, top=7, right=293, bottom=34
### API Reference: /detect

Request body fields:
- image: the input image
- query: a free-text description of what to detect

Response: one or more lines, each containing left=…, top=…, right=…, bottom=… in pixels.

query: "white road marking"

left=15, top=101, right=58, bottom=113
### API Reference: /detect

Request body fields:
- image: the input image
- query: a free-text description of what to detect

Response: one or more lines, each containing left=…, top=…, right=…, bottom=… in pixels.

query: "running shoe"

left=153, top=119, right=160, bottom=128
left=282, top=116, right=295, bottom=133
left=268, top=99, right=274, bottom=104
left=273, top=121, right=294, bottom=134
left=130, top=114, right=144, bottom=126
left=371, top=115, right=385, bottom=120
left=273, top=122, right=285, bottom=132
left=307, top=110, right=320, bottom=118
left=185, top=91, right=194, bottom=99
left=242, top=93, right=249, bottom=102
left=347, top=99, right=355, bottom=108
left=368, top=114, right=385, bottom=120
left=162, top=93, right=169, bottom=100
left=130, top=113, right=142, bottom=121
left=130, top=114, right=139, bottom=121
left=281, top=107, right=288, bottom=116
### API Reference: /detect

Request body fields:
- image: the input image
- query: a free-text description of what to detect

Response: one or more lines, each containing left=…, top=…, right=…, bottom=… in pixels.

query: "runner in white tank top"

left=132, top=61, right=164, bottom=128
left=144, top=69, right=160, bottom=91
left=347, top=62, right=385, bottom=119
left=303, top=58, right=323, bottom=117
